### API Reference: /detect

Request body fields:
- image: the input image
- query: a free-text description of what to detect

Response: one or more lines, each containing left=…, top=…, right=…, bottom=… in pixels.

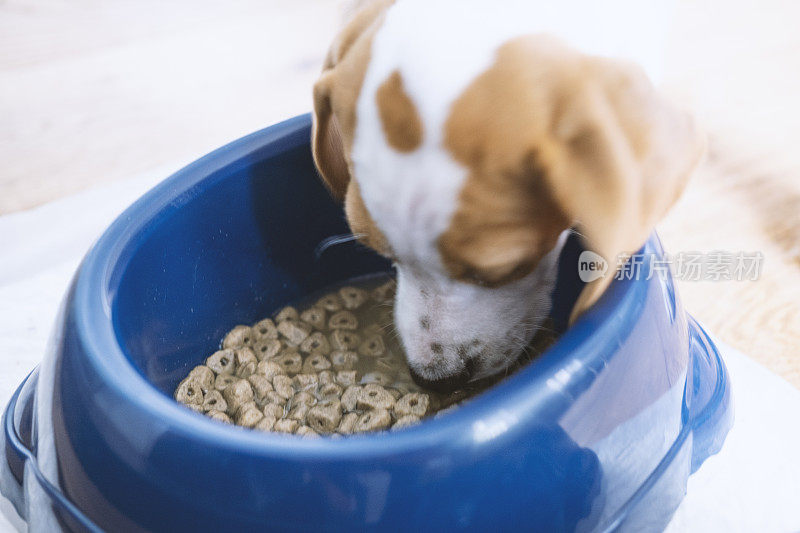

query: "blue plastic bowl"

left=1, top=115, right=731, bottom=532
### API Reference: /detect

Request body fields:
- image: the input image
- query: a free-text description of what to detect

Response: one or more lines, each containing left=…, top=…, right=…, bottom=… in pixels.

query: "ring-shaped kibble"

left=174, top=277, right=475, bottom=436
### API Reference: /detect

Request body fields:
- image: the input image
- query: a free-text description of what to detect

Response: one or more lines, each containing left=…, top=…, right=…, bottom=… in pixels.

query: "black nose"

left=409, top=363, right=472, bottom=393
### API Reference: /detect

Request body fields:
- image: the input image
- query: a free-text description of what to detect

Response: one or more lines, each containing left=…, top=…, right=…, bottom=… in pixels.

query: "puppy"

left=312, top=0, right=704, bottom=389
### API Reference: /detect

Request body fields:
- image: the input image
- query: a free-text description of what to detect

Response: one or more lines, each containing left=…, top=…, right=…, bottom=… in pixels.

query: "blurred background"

left=1, top=0, right=798, bottom=386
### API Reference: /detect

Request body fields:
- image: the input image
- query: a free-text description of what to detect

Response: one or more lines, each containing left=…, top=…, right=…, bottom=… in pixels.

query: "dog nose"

left=409, top=359, right=474, bottom=392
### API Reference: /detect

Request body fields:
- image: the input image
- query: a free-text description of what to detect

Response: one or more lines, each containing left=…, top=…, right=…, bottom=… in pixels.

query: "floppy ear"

left=312, top=72, right=351, bottom=200
left=311, top=0, right=395, bottom=202
left=545, top=58, right=706, bottom=324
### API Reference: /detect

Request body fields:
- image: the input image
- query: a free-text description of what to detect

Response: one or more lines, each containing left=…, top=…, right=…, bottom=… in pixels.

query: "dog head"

left=312, top=1, right=705, bottom=390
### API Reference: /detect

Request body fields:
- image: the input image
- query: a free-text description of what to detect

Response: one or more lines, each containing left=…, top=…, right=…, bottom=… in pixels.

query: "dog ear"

left=312, top=72, right=351, bottom=200
left=311, top=0, right=395, bottom=201
left=544, top=58, right=706, bottom=324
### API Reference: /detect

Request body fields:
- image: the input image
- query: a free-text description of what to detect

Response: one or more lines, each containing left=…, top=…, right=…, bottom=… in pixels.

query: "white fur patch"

left=393, top=232, right=566, bottom=381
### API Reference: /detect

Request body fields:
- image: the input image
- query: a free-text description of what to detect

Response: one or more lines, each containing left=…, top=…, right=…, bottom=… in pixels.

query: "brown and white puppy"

left=312, top=0, right=705, bottom=389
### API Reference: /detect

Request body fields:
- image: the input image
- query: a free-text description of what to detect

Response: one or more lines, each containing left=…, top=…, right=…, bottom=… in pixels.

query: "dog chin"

left=403, top=316, right=544, bottom=389
left=393, top=231, right=567, bottom=391
left=466, top=321, right=544, bottom=382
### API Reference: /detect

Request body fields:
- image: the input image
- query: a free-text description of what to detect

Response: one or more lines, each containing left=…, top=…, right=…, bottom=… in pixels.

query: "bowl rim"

left=72, top=114, right=654, bottom=459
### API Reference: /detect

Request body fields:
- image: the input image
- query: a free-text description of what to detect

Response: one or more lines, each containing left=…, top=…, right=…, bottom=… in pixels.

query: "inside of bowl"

left=111, top=141, right=390, bottom=394
left=110, top=130, right=583, bottom=396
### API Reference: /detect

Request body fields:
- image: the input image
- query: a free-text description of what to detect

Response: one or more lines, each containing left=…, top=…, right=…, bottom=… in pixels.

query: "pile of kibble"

left=173, top=279, right=448, bottom=437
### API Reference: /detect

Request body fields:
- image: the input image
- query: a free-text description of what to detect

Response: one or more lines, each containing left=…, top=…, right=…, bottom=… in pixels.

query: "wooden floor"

left=659, top=0, right=800, bottom=388
left=1, top=0, right=799, bottom=386
left=0, top=0, right=341, bottom=213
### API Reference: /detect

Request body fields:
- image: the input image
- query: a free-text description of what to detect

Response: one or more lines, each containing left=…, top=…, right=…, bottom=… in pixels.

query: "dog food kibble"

left=292, top=373, right=319, bottom=390
left=303, top=353, right=331, bottom=373
left=236, top=362, right=256, bottom=379
left=175, top=377, right=204, bottom=406
left=277, top=320, right=311, bottom=346
left=255, top=415, right=276, bottom=432
left=317, top=293, right=343, bottom=312
left=247, top=374, right=274, bottom=403
left=361, top=371, right=393, bottom=386
left=307, top=399, right=342, bottom=433
left=300, top=332, right=331, bottom=355
left=336, top=370, right=358, bottom=387
left=206, top=349, right=235, bottom=375
left=234, top=400, right=258, bottom=417
left=330, top=329, right=360, bottom=351
left=337, top=412, right=359, bottom=434
left=263, top=403, right=285, bottom=419
left=274, top=418, right=299, bottom=433
left=319, top=382, right=343, bottom=400
left=275, top=306, right=299, bottom=323
left=319, top=370, right=335, bottom=385
left=358, top=334, right=386, bottom=357
left=222, top=325, right=253, bottom=348
left=253, top=338, right=282, bottom=361
left=272, top=375, right=295, bottom=400
left=222, top=379, right=254, bottom=415
left=274, top=351, right=303, bottom=375
left=202, top=390, right=227, bottom=412
left=188, top=365, right=215, bottom=393
left=288, top=403, right=311, bottom=423
left=371, top=280, right=395, bottom=303
left=256, top=360, right=285, bottom=380
left=292, top=390, right=317, bottom=406
left=392, top=415, right=421, bottom=430
left=341, top=385, right=361, bottom=412
left=234, top=346, right=257, bottom=365
left=234, top=347, right=258, bottom=378
left=174, top=275, right=556, bottom=436
left=237, top=406, right=265, bottom=428
left=300, top=307, right=327, bottom=331
left=296, top=425, right=319, bottom=438
left=207, top=410, right=232, bottom=424
left=355, top=409, right=392, bottom=433
left=253, top=318, right=279, bottom=341
left=331, top=350, right=359, bottom=370
left=357, top=384, right=395, bottom=411
left=395, top=393, right=429, bottom=418
left=214, top=373, right=237, bottom=391
left=329, top=310, right=358, bottom=330
left=339, top=286, right=368, bottom=310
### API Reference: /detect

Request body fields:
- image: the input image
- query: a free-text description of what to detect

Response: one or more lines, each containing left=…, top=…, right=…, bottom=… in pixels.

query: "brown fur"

left=312, top=0, right=394, bottom=253
left=375, top=70, right=423, bottom=152
left=312, top=0, right=394, bottom=200
left=314, top=21, right=704, bottom=323
left=440, top=36, right=704, bottom=320
left=345, top=179, right=393, bottom=256
left=440, top=38, right=573, bottom=287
